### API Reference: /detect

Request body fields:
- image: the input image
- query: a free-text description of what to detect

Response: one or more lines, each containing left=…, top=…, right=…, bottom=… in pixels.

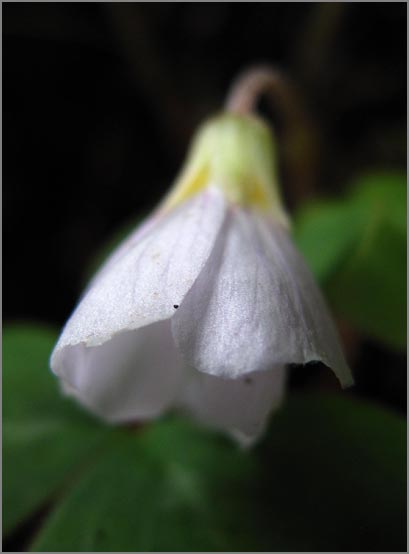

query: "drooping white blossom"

left=51, top=113, right=353, bottom=445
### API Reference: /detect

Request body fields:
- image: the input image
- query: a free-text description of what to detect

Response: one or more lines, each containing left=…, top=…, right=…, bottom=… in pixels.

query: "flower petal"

left=52, top=187, right=226, bottom=351
left=178, top=365, right=286, bottom=446
left=172, top=207, right=352, bottom=386
left=256, top=216, right=353, bottom=386
left=52, top=320, right=184, bottom=422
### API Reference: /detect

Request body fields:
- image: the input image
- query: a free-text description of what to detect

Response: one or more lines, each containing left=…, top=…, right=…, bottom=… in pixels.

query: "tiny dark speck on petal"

left=173, top=304, right=179, bottom=309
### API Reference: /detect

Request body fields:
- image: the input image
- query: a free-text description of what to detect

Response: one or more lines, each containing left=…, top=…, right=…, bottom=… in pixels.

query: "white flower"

left=51, top=113, right=352, bottom=446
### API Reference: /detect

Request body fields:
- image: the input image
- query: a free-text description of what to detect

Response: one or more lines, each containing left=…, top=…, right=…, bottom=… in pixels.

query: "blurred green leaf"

left=3, top=325, right=109, bottom=535
left=4, top=325, right=406, bottom=552
left=256, top=393, right=406, bottom=551
left=32, top=395, right=405, bottom=552
left=294, top=171, right=406, bottom=350
left=294, top=199, right=362, bottom=282
left=31, top=423, right=256, bottom=552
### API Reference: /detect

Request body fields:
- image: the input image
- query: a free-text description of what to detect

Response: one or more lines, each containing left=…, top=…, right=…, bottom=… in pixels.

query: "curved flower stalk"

left=51, top=69, right=353, bottom=446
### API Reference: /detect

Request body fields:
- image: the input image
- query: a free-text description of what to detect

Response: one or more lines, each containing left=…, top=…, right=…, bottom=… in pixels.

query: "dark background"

left=3, top=3, right=407, bottom=412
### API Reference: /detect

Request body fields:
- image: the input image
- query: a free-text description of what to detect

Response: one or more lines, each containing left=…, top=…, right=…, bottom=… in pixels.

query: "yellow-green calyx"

left=162, top=113, right=289, bottom=227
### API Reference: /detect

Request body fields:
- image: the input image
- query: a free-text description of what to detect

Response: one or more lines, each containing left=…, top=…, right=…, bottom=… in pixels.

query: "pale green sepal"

left=162, top=113, right=289, bottom=227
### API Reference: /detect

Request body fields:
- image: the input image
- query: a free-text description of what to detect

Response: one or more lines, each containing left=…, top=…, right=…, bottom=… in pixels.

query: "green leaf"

left=294, top=171, right=407, bottom=349
left=294, top=200, right=362, bottom=282
left=351, top=172, right=407, bottom=235
left=3, top=325, right=109, bottom=535
left=256, top=393, right=406, bottom=552
left=4, top=325, right=405, bottom=551
left=31, top=394, right=406, bottom=552
left=31, top=423, right=253, bottom=552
